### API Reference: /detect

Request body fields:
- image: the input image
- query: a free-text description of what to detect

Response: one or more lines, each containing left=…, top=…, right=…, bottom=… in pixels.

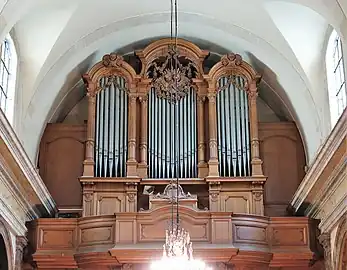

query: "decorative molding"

left=291, top=109, right=346, bottom=212
left=306, top=157, right=347, bottom=232
left=29, top=214, right=318, bottom=268
left=0, top=109, right=56, bottom=217
left=0, top=163, right=35, bottom=235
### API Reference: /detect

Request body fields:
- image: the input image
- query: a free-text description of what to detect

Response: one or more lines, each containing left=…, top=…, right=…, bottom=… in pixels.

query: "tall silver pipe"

left=114, top=78, right=120, bottom=176
left=98, top=82, right=105, bottom=177
left=108, top=81, right=115, bottom=176
left=220, top=79, right=226, bottom=176
left=216, top=80, right=222, bottom=175
left=148, top=89, right=152, bottom=177
left=235, top=78, right=242, bottom=176
left=103, top=78, right=110, bottom=177
left=191, top=89, right=197, bottom=177
left=242, top=79, right=250, bottom=175
left=165, top=96, right=170, bottom=177
left=224, top=77, right=231, bottom=176
left=123, top=77, right=128, bottom=176
left=239, top=77, right=248, bottom=175
left=186, top=91, right=191, bottom=177
left=95, top=81, right=100, bottom=177
left=118, top=78, right=124, bottom=177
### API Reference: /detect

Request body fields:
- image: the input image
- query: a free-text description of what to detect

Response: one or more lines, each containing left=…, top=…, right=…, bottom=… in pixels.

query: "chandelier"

left=150, top=0, right=211, bottom=269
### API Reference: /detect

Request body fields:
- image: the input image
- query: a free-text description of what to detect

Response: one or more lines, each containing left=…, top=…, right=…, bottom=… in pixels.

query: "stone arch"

left=0, top=219, right=14, bottom=270
left=335, top=218, right=347, bottom=270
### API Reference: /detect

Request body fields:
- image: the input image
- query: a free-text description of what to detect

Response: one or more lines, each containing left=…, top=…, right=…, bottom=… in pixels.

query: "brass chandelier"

left=149, top=0, right=211, bottom=269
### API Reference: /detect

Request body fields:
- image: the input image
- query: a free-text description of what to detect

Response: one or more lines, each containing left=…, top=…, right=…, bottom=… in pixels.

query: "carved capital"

left=207, top=92, right=216, bottom=103
left=197, top=95, right=206, bottom=103
left=139, top=95, right=148, bottom=103
left=247, top=84, right=258, bottom=100
left=210, top=192, right=219, bottom=202
left=129, top=94, right=137, bottom=103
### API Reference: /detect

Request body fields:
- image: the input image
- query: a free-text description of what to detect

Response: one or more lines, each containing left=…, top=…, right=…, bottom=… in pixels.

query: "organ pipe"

left=148, top=87, right=197, bottom=178
left=216, top=76, right=251, bottom=177
left=94, top=76, right=128, bottom=177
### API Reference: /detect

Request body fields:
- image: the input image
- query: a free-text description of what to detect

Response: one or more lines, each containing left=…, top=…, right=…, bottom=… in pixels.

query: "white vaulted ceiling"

left=0, top=0, right=346, bottom=165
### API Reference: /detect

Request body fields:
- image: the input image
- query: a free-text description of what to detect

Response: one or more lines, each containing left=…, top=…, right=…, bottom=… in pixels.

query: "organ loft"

left=25, top=38, right=327, bottom=270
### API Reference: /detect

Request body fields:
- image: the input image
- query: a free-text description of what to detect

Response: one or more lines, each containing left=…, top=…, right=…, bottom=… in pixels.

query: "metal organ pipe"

left=147, top=88, right=197, bottom=179
left=216, top=76, right=251, bottom=177
left=94, top=76, right=128, bottom=177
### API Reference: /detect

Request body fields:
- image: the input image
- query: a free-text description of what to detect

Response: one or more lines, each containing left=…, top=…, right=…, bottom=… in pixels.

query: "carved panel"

left=220, top=192, right=251, bottom=213
left=233, top=225, right=267, bottom=245
left=29, top=215, right=318, bottom=268
left=138, top=217, right=209, bottom=242
left=80, top=226, right=113, bottom=245
left=97, top=193, right=124, bottom=215
left=211, top=219, right=232, bottom=243
left=259, top=122, right=306, bottom=217
left=271, top=227, right=307, bottom=246
left=116, top=220, right=136, bottom=244
left=39, top=229, right=75, bottom=249
left=38, top=124, right=86, bottom=209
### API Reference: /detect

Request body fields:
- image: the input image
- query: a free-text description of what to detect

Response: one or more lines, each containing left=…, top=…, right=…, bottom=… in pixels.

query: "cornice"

left=290, top=109, right=346, bottom=211
left=304, top=158, right=346, bottom=232
left=0, top=166, right=34, bottom=236
left=0, top=110, right=56, bottom=217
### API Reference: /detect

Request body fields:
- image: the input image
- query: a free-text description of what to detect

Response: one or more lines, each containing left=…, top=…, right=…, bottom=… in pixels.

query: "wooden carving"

left=136, top=38, right=209, bottom=79
left=77, top=38, right=267, bottom=218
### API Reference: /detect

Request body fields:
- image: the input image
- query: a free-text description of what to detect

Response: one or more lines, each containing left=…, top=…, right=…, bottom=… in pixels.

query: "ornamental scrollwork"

left=102, top=53, right=124, bottom=68
left=221, top=53, right=243, bottom=67
left=127, top=193, right=136, bottom=202
left=148, top=45, right=196, bottom=103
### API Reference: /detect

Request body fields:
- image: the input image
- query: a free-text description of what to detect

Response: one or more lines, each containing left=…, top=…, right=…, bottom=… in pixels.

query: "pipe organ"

left=81, top=38, right=266, bottom=217
left=32, top=38, right=318, bottom=270
left=148, top=87, right=197, bottom=178
left=94, top=75, right=128, bottom=177
left=216, top=76, right=251, bottom=177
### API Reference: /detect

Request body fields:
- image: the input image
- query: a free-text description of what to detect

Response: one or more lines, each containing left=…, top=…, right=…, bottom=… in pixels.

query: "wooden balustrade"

left=28, top=211, right=320, bottom=269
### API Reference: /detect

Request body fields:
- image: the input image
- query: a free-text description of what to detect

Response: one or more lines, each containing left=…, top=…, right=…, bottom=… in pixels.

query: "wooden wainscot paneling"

left=136, top=205, right=214, bottom=243
left=28, top=214, right=319, bottom=269
left=206, top=178, right=266, bottom=216
left=29, top=218, right=78, bottom=269
left=259, top=122, right=306, bottom=217
left=80, top=178, right=140, bottom=217
left=39, top=124, right=86, bottom=210
left=78, top=216, right=115, bottom=247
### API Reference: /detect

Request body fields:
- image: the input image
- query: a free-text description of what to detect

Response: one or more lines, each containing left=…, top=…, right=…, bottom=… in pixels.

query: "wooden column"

left=82, top=80, right=97, bottom=177
left=207, top=90, right=219, bottom=177
left=127, top=93, right=138, bottom=176
left=197, top=95, right=208, bottom=178
left=248, top=81, right=263, bottom=176
left=138, top=94, right=148, bottom=178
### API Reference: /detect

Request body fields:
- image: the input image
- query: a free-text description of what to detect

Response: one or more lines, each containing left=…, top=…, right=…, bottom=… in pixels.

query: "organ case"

left=80, top=38, right=266, bottom=217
